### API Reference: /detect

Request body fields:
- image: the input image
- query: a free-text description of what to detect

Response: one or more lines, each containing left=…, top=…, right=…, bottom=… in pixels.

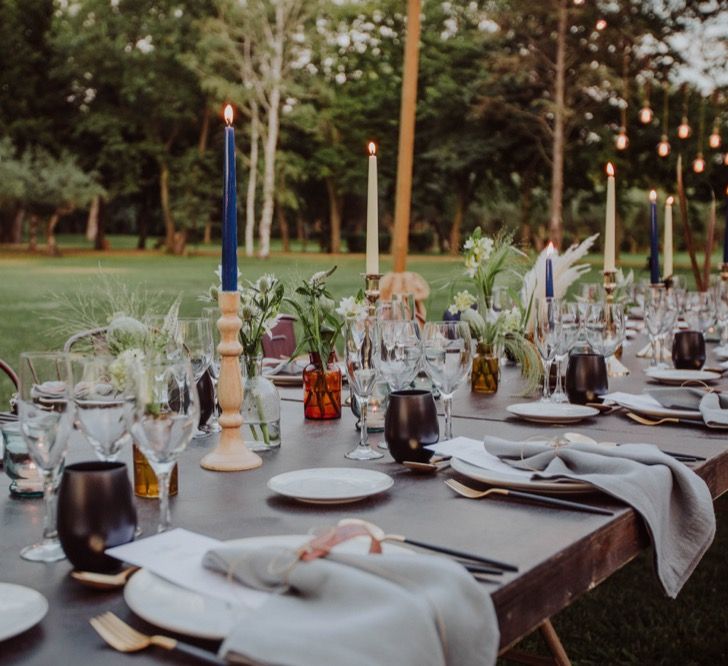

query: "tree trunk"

left=46, top=212, right=62, bottom=257
left=449, top=188, right=467, bottom=255
left=11, top=207, right=24, bottom=244
left=391, top=0, right=422, bottom=272
left=159, top=160, right=177, bottom=252
left=28, top=214, right=39, bottom=251
left=258, top=5, right=284, bottom=259
left=520, top=171, right=534, bottom=246
left=277, top=202, right=289, bottom=252
left=548, top=0, right=568, bottom=249
left=94, top=197, right=108, bottom=250
left=245, top=102, right=260, bottom=257
left=86, top=194, right=100, bottom=241
left=296, top=214, right=304, bottom=243
left=325, top=178, right=342, bottom=254
left=199, top=105, right=212, bottom=244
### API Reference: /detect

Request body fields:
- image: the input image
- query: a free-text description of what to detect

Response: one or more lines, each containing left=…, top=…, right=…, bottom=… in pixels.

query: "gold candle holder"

left=363, top=273, right=383, bottom=317
left=603, top=270, right=630, bottom=377
left=200, top=291, right=262, bottom=472
left=721, top=263, right=728, bottom=282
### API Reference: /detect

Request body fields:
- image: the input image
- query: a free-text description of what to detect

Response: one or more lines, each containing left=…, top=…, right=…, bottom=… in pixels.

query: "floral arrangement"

left=460, top=229, right=525, bottom=308
left=612, top=268, right=634, bottom=304
left=285, top=266, right=344, bottom=370
left=520, top=234, right=598, bottom=331
left=449, top=292, right=541, bottom=393
left=205, top=267, right=284, bottom=365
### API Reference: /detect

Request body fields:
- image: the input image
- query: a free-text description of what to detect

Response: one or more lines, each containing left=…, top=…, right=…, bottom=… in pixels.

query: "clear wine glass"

left=127, top=355, right=199, bottom=532
left=491, top=287, right=515, bottom=314
left=644, top=288, right=669, bottom=367
left=422, top=321, right=472, bottom=440
left=17, top=352, right=75, bottom=562
left=375, top=320, right=422, bottom=391
left=585, top=302, right=626, bottom=361
left=344, top=317, right=383, bottom=460
left=552, top=302, right=580, bottom=403
left=376, top=299, right=407, bottom=322
left=716, top=282, right=728, bottom=347
left=177, top=318, right=213, bottom=437
left=534, top=298, right=560, bottom=402
left=202, top=306, right=222, bottom=433
left=70, top=354, right=136, bottom=462
left=684, top=291, right=716, bottom=334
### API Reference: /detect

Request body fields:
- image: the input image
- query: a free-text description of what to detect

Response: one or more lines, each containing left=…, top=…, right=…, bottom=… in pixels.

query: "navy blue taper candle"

left=545, top=242, right=554, bottom=298
left=649, top=190, right=659, bottom=284
left=221, top=105, right=238, bottom=292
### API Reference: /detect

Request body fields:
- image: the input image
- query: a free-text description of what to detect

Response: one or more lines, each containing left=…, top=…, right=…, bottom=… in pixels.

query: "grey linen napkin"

left=483, top=436, right=715, bottom=598
left=203, top=545, right=499, bottom=666
left=647, top=388, right=728, bottom=427
left=263, top=358, right=306, bottom=376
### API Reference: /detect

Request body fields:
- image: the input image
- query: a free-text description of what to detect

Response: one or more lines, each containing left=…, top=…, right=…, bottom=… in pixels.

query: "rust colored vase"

left=303, top=352, right=342, bottom=420
left=471, top=343, right=500, bottom=394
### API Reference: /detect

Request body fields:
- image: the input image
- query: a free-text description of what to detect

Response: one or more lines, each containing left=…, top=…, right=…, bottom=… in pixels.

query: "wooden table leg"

left=500, top=619, right=571, bottom=666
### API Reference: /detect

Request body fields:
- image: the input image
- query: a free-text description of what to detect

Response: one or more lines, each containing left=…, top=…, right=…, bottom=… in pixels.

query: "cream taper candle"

left=366, top=142, right=379, bottom=275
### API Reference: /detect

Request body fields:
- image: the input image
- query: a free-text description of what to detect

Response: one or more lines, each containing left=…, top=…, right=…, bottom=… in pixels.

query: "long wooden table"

left=2, top=342, right=727, bottom=665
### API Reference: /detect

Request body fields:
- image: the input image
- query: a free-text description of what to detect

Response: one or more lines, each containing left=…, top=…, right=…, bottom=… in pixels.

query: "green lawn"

left=0, top=241, right=725, bottom=664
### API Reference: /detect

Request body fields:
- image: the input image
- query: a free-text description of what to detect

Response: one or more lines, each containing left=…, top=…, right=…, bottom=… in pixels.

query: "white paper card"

left=106, top=528, right=269, bottom=609
left=426, top=436, right=535, bottom=480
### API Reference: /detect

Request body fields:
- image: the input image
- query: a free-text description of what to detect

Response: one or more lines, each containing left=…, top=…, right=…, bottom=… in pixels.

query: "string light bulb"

left=596, top=19, right=607, bottom=30
left=678, top=116, right=691, bottom=140
left=639, top=105, right=653, bottom=124
left=657, top=135, right=671, bottom=158
left=615, top=128, right=629, bottom=150
left=692, top=153, right=705, bottom=174
left=709, top=126, right=721, bottom=150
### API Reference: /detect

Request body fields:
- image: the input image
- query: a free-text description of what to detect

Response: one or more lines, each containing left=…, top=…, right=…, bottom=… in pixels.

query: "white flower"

left=463, top=238, right=475, bottom=250
left=464, top=254, right=479, bottom=278
left=478, top=236, right=494, bottom=261
left=336, top=296, right=367, bottom=321
left=500, top=307, right=522, bottom=333
left=256, top=274, right=277, bottom=294
left=109, top=348, right=146, bottom=394
left=450, top=290, right=477, bottom=314
left=309, top=270, right=329, bottom=287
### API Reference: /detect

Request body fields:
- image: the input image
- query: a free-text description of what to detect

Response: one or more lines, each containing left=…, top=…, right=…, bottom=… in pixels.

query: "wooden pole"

left=391, top=0, right=421, bottom=273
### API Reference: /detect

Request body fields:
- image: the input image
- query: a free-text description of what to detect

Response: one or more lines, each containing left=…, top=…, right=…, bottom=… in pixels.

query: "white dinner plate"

left=267, top=468, right=394, bottom=504
left=451, top=457, right=593, bottom=494
left=124, top=534, right=411, bottom=640
left=506, top=402, right=599, bottom=424
left=0, top=583, right=48, bottom=642
left=263, top=372, right=303, bottom=387
left=644, top=368, right=721, bottom=386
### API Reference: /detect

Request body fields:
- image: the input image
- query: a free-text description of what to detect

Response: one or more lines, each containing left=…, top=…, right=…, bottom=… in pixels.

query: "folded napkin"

left=647, top=387, right=727, bottom=412
left=698, top=393, right=728, bottom=428
left=482, top=436, right=715, bottom=598
left=263, top=358, right=307, bottom=376
left=204, top=544, right=499, bottom=666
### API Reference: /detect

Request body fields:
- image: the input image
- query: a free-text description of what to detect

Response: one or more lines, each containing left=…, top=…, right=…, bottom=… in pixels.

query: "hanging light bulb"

left=693, top=153, right=705, bottom=174
left=639, top=105, right=653, bottom=124
left=678, top=117, right=691, bottom=139
left=595, top=19, right=607, bottom=31
left=709, top=126, right=721, bottom=149
left=724, top=152, right=728, bottom=166
left=615, top=128, right=629, bottom=150
left=657, top=135, right=671, bottom=157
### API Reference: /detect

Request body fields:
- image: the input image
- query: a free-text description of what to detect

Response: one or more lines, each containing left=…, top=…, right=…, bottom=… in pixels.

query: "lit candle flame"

left=649, top=190, right=657, bottom=203
left=666, top=196, right=674, bottom=205
left=368, top=142, right=376, bottom=156
left=606, top=162, right=615, bottom=177
left=224, top=104, right=233, bottom=126
left=546, top=241, right=555, bottom=256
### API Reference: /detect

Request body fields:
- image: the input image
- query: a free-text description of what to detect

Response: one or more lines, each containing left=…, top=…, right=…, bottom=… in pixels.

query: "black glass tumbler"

left=384, top=390, right=439, bottom=463
left=565, top=352, right=609, bottom=405
left=57, top=461, right=137, bottom=572
left=672, top=331, right=706, bottom=370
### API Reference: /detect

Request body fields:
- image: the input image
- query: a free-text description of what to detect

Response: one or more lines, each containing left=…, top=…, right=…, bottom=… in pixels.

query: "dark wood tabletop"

left=2, top=339, right=727, bottom=665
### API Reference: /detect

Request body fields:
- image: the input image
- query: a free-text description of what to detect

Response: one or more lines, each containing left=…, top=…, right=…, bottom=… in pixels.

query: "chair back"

left=262, top=315, right=297, bottom=359
left=63, top=327, right=109, bottom=354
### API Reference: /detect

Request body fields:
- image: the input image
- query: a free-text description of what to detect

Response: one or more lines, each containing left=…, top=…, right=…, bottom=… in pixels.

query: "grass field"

left=0, top=239, right=725, bottom=664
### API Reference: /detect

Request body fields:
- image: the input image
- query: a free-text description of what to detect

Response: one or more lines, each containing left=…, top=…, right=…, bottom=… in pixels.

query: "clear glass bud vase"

left=241, top=355, right=281, bottom=451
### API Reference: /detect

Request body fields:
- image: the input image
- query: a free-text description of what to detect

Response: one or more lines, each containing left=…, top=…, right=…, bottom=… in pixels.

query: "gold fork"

left=445, top=479, right=613, bottom=516
left=624, top=412, right=705, bottom=427
left=90, top=612, right=224, bottom=664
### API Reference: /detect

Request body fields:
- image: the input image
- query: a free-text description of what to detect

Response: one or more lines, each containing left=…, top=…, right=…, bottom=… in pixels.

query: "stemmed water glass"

left=127, top=355, right=199, bottom=532
left=552, top=302, right=580, bottom=403
left=585, top=302, right=626, bottom=362
left=684, top=291, right=716, bottom=334
left=202, top=306, right=222, bottom=433
left=177, top=318, right=213, bottom=436
left=17, top=352, right=75, bottom=562
left=534, top=298, right=560, bottom=402
left=344, top=317, right=383, bottom=460
left=644, top=288, right=669, bottom=367
left=70, top=354, right=136, bottom=462
left=422, top=321, right=472, bottom=441
left=375, top=320, right=422, bottom=391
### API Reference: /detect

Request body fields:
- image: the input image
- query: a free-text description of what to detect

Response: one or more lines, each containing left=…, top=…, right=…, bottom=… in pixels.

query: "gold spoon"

left=71, top=566, right=139, bottom=590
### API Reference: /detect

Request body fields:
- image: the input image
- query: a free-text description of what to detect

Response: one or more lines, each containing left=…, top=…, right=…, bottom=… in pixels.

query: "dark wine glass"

left=384, top=390, right=439, bottom=463
left=565, top=352, right=608, bottom=405
left=672, top=331, right=706, bottom=370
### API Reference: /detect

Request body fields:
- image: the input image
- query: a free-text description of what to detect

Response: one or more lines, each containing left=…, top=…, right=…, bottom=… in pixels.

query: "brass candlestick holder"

left=603, top=270, right=629, bottom=377
left=363, top=273, right=383, bottom=317
left=721, top=263, right=728, bottom=282
left=200, top=291, right=262, bottom=472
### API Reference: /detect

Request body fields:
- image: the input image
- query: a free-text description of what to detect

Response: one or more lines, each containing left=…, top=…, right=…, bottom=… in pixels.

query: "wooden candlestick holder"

left=200, top=291, right=262, bottom=472
left=721, top=263, right=728, bottom=282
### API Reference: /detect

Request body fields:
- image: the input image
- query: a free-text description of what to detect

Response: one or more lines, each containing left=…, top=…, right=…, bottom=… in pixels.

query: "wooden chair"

left=63, top=327, right=108, bottom=354
left=262, top=315, right=297, bottom=359
left=0, top=358, right=19, bottom=414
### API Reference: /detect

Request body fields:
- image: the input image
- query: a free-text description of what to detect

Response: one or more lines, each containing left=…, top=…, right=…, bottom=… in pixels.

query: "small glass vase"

left=303, top=352, right=342, bottom=420
left=241, top=355, right=281, bottom=450
left=471, top=342, right=500, bottom=394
